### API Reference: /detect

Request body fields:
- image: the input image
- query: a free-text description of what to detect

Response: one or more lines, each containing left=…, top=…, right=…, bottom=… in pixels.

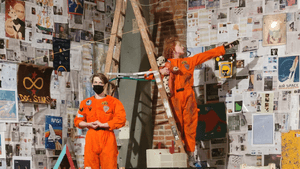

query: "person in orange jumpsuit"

left=146, top=36, right=237, bottom=167
left=74, top=73, right=126, bottom=169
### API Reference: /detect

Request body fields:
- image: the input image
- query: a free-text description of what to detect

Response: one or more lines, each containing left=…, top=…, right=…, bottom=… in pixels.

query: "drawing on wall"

left=68, top=0, right=84, bottom=15
left=5, top=0, right=25, bottom=40
left=263, top=13, right=287, bottom=46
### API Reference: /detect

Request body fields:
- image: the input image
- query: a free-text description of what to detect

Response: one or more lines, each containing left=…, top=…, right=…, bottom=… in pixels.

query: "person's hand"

left=160, top=67, right=170, bottom=75
left=89, top=122, right=99, bottom=129
left=92, top=120, right=105, bottom=128
left=224, top=40, right=239, bottom=49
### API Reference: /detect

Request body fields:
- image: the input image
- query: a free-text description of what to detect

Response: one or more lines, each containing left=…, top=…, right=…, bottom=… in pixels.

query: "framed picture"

left=0, top=132, right=4, bottom=158
left=12, top=156, right=32, bottom=169
left=263, top=13, right=287, bottom=46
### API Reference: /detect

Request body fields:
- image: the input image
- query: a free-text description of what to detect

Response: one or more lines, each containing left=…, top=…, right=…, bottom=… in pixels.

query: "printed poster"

left=278, top=55, right=299, bottom=90
left=196, top=102, right=227, bottom=140
left=53, top=37, right=71, bottom=72
left=45, top=115, right=63, bottom=150
left=0, top=89, right=18, bottom=122
left=17, top=64, right=53, bottom=104
left=5, top=0, right=25, bottom=40
left=68, top=0, right=84, bottom=15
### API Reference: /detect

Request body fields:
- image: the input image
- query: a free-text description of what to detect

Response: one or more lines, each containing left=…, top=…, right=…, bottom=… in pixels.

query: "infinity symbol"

left=23, top=77, right=44, bottom=90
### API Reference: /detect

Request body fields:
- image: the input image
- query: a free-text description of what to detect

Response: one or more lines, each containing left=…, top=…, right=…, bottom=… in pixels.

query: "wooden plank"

left=66, top=146, right=76, bottom=169
left=104, top=0, right=123, bottom=75
left=130, top=0, right=186, bottom=154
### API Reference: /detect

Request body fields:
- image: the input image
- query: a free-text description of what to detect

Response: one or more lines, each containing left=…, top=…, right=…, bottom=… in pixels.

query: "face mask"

left=93, top=85, right=104, bottom=95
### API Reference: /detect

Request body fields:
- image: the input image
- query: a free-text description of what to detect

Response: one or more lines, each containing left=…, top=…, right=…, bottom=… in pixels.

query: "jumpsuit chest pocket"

left=103, top=107, right=114, bottom=120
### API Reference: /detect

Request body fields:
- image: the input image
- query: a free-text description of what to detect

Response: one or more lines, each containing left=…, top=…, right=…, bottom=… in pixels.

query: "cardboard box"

left=146, top=149, right=187, bottom=168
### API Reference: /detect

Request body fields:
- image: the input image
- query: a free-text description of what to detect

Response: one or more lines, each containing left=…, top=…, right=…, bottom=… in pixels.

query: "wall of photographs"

left=0, top=0, right=111, bottom=168
left=188, top=0, right=300, bottom=168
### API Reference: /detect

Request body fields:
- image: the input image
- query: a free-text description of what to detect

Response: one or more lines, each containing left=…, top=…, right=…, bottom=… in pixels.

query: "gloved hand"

left=223, top=40, right=239, bottom=49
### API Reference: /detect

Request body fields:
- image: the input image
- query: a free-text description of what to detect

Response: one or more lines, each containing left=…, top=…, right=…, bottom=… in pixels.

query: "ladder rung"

left=112, top=58, right=119, bottom=65
left=116, top=34, right=122, bottom=40
left=120, top=11, right=126, bottom=16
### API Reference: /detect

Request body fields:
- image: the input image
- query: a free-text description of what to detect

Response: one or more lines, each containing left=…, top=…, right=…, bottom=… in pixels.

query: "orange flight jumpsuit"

left=167, top=46, right=225, bottom=152
left=74, top=95, right=126, bottom=169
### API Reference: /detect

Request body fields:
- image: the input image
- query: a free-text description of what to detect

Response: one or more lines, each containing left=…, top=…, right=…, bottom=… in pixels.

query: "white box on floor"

left=146, top=149, right=187, bottom=168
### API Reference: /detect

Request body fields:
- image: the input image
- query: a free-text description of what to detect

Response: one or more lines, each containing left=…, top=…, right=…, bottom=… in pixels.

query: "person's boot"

left=188, top=155, right=196, bottom=168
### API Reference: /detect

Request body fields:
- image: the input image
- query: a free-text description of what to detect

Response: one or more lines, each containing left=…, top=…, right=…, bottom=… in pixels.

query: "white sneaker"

left=188, top=155, right=196, bottom=168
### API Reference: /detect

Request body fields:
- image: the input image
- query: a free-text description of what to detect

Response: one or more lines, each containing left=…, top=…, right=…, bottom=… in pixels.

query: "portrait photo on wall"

left=263, top=13, right=287, bottom=46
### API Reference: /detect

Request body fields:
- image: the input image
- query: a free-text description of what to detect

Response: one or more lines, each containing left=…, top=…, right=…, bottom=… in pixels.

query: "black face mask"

left=93, top=85, right=104, bottom=95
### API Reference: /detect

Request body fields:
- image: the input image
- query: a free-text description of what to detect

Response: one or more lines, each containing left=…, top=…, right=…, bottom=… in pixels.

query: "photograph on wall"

left=263, top=13, right=287, bottom=46
left=196, top=102, right=227, bottom=140
left=12, top=156, right=32, bottom=169
left=5, top=0, right=25, bottom=40
left=252, top=114, right=274, bottom=145
left=264, top=154, right=281, bottom=169
left=258, top=92, right=274, bottom=113
left=53, top=37, right=71, bottom=72
left=45, top=115, right=62, bottom=150
left=0, top=132, right=4, bottom=158
left=17, top=64, right=53, bottom=104
left=278, top=55, right=299, bottom=90
left=188, top=0, right=205, bottom=10
left=206, top=0, right=220, bottom=9
left=54, top=23, right=69, bottom=39
left=206, top=83, right=219, bottom=103
left=0, top=89, right=18, bottom=122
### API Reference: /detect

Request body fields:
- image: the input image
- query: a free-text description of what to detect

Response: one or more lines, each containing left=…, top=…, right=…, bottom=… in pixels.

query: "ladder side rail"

left=104, top=0, right=124, bottom=75
left=130, top=0, right=186, bottom=153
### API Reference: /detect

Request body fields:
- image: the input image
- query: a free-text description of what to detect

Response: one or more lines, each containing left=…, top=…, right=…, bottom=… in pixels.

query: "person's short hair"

left=91, top=73, right=108, bottom=85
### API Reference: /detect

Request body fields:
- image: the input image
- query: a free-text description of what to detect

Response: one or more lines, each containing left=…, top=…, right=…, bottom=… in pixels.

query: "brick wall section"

left=149, top=0, right=187, bottom=149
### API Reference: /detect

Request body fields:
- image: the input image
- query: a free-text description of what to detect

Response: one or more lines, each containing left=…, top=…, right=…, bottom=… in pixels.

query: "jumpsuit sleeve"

left=144, top=68, right=154, bottom=80
left=188, top=46, right=225, bottom=67
left=74, top=101, right=87, bottom=129
left=107, top=99, right=126, bottom=131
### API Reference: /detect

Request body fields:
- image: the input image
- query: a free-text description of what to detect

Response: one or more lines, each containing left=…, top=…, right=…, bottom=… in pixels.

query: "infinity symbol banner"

left=18, top=63, right=53, bottom=104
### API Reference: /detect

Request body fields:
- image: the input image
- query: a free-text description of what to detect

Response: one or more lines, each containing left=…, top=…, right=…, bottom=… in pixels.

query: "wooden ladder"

left=104, top=0, right=186, bottom=154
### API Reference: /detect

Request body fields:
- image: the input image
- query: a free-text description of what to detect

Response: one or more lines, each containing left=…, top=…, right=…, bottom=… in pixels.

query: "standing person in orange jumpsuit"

left=74, top=73, right=126, bottom=169
left=146, top=36, right=238, bottom=167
